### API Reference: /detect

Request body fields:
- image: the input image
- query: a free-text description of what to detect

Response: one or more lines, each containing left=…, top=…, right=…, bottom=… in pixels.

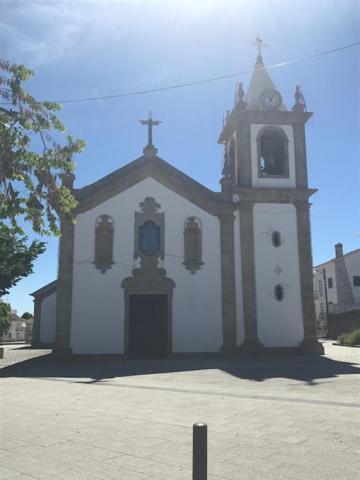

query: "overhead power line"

left=1, top=41, right=359, bottom=105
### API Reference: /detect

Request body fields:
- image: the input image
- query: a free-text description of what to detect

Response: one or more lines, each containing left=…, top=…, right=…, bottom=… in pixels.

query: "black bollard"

left=193, top=422, right=207, bottom=480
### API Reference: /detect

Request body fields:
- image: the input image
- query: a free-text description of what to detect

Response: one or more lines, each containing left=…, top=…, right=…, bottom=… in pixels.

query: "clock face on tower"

left=260, top=88, right=283, bottom=110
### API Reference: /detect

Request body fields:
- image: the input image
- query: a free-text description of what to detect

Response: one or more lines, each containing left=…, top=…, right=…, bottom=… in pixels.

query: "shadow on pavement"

left=0, top=351, right=359, bottom=385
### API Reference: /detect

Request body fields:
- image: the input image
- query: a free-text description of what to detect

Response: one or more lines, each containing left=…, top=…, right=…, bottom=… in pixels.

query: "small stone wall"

left=327, top=309, right=360, bottom=339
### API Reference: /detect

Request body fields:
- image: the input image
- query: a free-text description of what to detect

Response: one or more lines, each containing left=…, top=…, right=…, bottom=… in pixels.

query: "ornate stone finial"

left=292, top=85, right=307, bottom=112
left=60, top=171, right=75, bottom=189
left=221, top=148, right=232, bottom=179
left=235, top=82, right=247, bottom=109
left=252, top=35, right=269, bottom=63
left=139, top=111, right=162, bottom=156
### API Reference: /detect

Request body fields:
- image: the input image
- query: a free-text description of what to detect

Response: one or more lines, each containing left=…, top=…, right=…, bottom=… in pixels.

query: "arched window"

left=274, top=284, right=284, bottom=302
left=257, top=127, right=289, bottom=177
left=272, top=230, right=282, bottom=247
left=183, top=217, right=203, bottom=274
left=94, top=215, right=114, bottom=273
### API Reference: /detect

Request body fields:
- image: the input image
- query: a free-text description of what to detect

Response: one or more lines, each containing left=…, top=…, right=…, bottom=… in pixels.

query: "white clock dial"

left=260, top=89, right=282, bottom=110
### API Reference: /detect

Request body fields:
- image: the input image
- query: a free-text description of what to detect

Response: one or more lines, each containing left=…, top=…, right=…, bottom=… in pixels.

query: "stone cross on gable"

left=139, top=111, right=161, bottom=148
left=252, top=35, right=269, bottom=61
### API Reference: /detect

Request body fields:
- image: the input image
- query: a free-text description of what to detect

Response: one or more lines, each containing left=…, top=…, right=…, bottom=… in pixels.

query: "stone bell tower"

left=219, top=37, right=324, bottom=353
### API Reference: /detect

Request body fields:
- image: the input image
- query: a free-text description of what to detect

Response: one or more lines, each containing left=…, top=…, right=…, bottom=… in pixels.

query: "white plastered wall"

left=40, top=292, right=57, bottom=344
left=253, top=203, right=304, bottom=347
left=251, top=124, right=296, bottom=188
left=323, top=262, right=337, bottom=304
left=71, top=177, right=223, bottom=354
left=344, top=252, right=360, bottom=303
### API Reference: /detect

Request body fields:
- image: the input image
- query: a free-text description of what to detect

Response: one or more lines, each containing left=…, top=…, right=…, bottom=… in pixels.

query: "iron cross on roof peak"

left=139, top=111, right=162, bottom=148
left=252, top=35, right=269, bottom=62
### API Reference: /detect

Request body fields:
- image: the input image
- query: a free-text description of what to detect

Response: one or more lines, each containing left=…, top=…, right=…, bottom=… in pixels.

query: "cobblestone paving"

left=0, top=341, right=359, bottom=480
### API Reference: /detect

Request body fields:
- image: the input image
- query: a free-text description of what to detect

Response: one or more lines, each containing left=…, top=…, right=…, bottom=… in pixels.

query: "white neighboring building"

left=31, top=47, right=323, bottom=356
left=314, top=244, right=360, bottom=328
left=0, top=311, right=26, bottom=343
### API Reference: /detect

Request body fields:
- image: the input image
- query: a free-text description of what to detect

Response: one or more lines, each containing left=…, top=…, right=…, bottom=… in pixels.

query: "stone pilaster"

left=295, top=201, right=324, bottom=353
left=293, top=122, right=309, bottom=188
left=31, top=297, right=41, bottom=347
left=236, top=122, right=252, bottom=187
left=54, top=216, right=74, bottom=355
left=219, top=210, right=238, bottom=353
left=238, top=202, right=263, bottom=354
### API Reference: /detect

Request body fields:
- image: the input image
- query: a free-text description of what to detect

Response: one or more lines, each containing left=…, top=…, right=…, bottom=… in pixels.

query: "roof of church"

left=30, top=280, right=57, bottom=298
left=74, top=154, right=227, bottom=215
left=246, top=54, right=287, bottom=111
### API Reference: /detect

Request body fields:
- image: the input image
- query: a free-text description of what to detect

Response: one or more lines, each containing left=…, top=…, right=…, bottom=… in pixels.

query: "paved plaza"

left=0, top=341, right=359, bottom=480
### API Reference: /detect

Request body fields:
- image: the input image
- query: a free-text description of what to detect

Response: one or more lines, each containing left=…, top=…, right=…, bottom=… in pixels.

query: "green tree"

left=0, top=223, right=45, bottom=297
left=21, top=311, right=33, bottom=320
left=0, top=301, right=11, bottom=337
left=0, top=59, right=85, bottom=235
left=0, top=59, right=85, bottom=295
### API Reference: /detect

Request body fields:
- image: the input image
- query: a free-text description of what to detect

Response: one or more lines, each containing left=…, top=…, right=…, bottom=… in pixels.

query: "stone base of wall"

left=52, top=346, right=73, bottom=356
left=238, top=337, right=264, bottom=355
left=300, top=337, right=325, bottom=354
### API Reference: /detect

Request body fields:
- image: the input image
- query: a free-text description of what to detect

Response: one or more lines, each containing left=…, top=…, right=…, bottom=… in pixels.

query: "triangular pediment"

left=75, top=155, right=224, bottom=215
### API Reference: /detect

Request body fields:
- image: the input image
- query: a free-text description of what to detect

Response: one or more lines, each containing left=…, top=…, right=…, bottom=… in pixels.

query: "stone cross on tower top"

left=139, top=111, right=162, bottom=156
left=252, top=35, right=269, bottom=62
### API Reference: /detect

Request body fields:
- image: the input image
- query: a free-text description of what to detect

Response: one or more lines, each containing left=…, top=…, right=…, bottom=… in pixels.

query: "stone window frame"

left=183, top=216, right=204, bottom=275
left=328, top=277, right=333, bottom=289
left=256, top=126, right=290, bottom=179
left=93, top=214, right=115, bottom=273
left=274, top=284, right=285, bottom=302
left=271, top=230, right=282, bottom=248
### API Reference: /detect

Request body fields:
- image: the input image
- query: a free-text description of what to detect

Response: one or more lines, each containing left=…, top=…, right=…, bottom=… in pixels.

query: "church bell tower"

left=218, top=37, right=324, bottom=354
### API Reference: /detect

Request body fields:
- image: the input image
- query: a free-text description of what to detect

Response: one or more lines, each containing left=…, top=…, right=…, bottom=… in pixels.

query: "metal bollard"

left=193, top=422, right=207, bottom=480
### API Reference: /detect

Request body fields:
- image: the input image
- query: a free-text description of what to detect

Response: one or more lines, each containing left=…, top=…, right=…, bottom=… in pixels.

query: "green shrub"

left=337, top=329, right=360, bottom=346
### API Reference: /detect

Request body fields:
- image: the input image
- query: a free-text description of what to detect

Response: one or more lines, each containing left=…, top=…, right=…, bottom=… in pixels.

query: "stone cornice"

left=235, top=187, right=317, bottom=204
left=74, top=156, right=227, bottom=216
left=218, top=108, right=313, bottom=144
left=30, top=280, right=57, bottom=299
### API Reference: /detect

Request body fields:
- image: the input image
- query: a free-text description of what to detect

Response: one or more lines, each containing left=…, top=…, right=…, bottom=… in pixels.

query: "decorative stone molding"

left=183, top=217, right=203, bottom=275
left=134, top=197, right=164, bottom=261
left=93, top=215, right=114, bottom=273
left=122, top=197, right=175, bottom=356
left=256, top=126, right=290, bottom=179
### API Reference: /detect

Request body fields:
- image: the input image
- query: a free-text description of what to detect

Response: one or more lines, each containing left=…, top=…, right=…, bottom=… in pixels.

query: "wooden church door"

left=128, top=294, right=169, bottom=358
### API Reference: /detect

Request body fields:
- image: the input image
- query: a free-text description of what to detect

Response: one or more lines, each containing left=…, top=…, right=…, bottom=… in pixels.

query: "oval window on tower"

left=272, top=231, right=282, bottom=247
left=274, top=284, right=284, bottom=302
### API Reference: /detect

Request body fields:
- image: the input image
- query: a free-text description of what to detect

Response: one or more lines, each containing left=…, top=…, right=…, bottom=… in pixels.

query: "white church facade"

left=31, top=47, right=324, bottom=356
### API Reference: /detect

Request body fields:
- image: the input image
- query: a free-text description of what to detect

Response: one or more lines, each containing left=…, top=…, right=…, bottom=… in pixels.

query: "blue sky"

left=2, top=0, right=359, bottom=314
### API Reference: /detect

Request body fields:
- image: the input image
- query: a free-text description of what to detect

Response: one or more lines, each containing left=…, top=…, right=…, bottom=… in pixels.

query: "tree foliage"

left=21, top=311, right=33, bottom=320
left=0, top=59, right=85, bottom=235
left=0, top=301, right=11, bottom=337
left=0, top=223, right=45, bottom=297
